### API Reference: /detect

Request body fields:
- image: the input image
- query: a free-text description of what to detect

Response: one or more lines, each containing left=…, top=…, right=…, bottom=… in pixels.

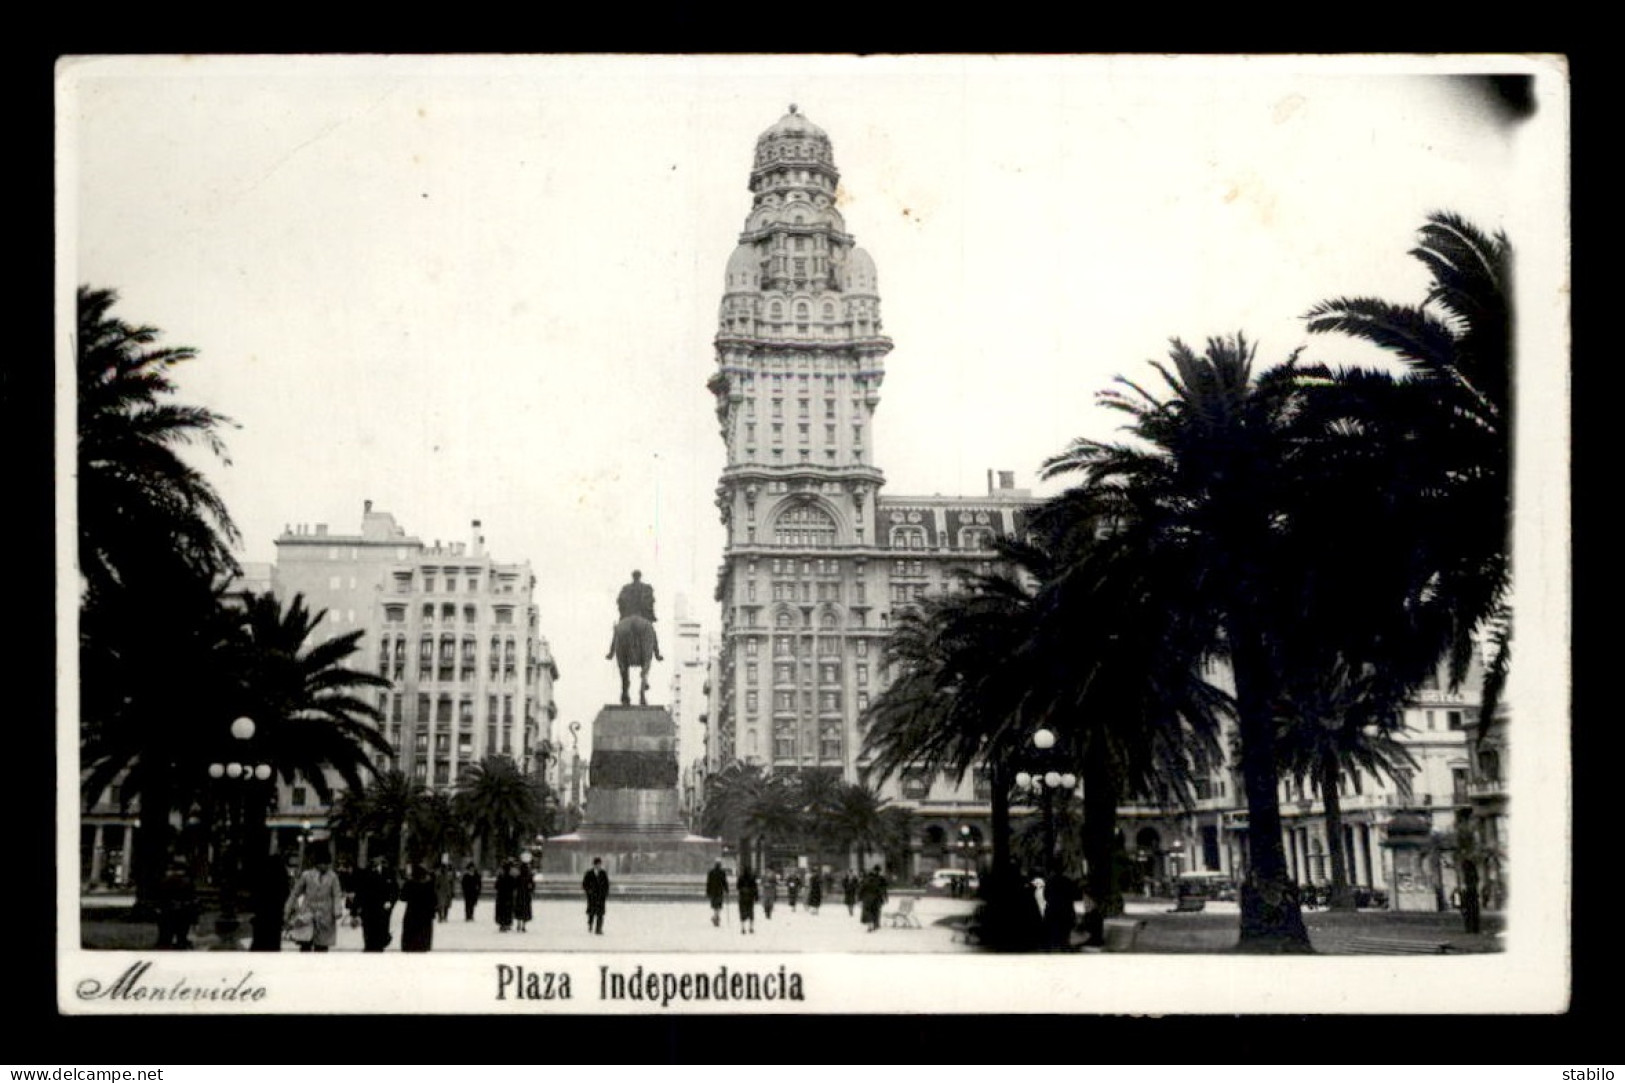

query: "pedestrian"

left=515, top=860, right=536, bottom=933
left=807, top=872, right=823, bottom=915
left=1461, top=856, right=1483, bottom=935
left=737, top=866, right=759, bottom=934
left=336, top=858, right=359, bottom=928
left=760, top=868, right=779, bottom=920
left=786, top=870, right=801, bottom=911
left=353, top=853, right=399, bottom=952
left=1043, top=870, right=1081, bottom=951
left=399, top=862, right=437, bottom=952
left=153, top=856, right=198, bottom=950
left=858, top=865, right=888, bottom=932
left=286, top=845, right=345, bottom=953
left=582, top=856, right=610, bottom=935
left=249, top=853, right=296, bottom=952
left=494, top=859, right=519, bottom=932
left=842, top=871, right=859, bottom=916
left=434, top=861, right=456, bottom=923
left=705, top=860, right=729, bottom=928
left=460, top=861, right=482, bottom=921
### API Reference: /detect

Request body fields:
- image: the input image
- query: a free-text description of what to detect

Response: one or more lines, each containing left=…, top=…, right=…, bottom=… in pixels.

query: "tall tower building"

left=707, top=105, right=891, bottom=780
left=707, top=107, right=1031, bottom=792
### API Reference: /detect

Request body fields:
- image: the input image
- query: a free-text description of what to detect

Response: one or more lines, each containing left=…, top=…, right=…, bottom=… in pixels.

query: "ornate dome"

left=753, top=104, right=835, bottom=171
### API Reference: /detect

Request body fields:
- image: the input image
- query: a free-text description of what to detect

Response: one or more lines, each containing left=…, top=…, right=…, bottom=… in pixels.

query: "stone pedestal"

left=1382, top=809, right=1442, bottom=912
left=541, top=705, right=720, bottom=888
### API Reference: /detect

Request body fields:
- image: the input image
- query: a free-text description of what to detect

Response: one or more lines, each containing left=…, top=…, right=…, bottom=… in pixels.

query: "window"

left=902, top=770, right=929, bottom=799
left=1447, top=710, right=1464, bottom=730
left=424, top=576, right=436, bottom=594
left=422, top=604, right=435, bottom=623
left=459, top=697, right=474, bottom=726
left=495, top=607, right=514, bottom=625
left=437, top=695, right=453, bottom=724
left=385, top=605, right=405, bottom=624
left=464, top=605, right=477, bottom=623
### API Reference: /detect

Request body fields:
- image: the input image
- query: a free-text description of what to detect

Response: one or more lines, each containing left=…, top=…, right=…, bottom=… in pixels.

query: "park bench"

left=885, top=896, right=923, bottom=928
left=1337, top=935, right=1455, bottom=955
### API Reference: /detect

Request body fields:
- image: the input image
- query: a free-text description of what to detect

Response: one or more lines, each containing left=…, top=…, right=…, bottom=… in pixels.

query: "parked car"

left=926, top=869, right=979, bottom=896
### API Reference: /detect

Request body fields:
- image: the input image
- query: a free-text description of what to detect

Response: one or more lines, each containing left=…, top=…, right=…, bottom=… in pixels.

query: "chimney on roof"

left=999, top=471, right=1016, bottom=491
left=472, top=520, right=484, bottom=557
left=364, top=499, right=373, bottom=514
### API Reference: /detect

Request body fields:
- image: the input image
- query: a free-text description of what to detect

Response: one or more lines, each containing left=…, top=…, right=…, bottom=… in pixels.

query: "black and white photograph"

left=55, top=53, right=1570, bottom=1015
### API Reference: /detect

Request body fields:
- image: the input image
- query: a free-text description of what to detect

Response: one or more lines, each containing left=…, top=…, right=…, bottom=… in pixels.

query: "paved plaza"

left=84, top=892, right=1503, bottom=955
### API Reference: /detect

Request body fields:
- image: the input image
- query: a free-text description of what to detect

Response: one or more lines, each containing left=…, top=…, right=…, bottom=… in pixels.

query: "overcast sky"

left=59, top=54, right=1567, bottom=733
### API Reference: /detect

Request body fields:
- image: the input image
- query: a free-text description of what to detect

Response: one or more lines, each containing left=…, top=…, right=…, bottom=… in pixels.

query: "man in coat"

left=705, top=860, right=729, bottom=927
left=582, top=856, right=610, bottom=935
left=353, top=854, right=399, bottom=952
left=858, top=865, right=888, bottom=932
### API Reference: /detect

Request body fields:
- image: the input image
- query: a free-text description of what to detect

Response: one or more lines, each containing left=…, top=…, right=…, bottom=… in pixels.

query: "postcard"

left=56, top=53, right=1570, bottom=1015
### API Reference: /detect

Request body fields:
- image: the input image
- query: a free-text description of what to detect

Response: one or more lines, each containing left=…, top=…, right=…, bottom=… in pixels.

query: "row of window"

left=385, top=603, right=518, bottom=625
left=392, top=572, right=522, bottom=595
left=739, top=637, right=870, bottom=658
left=385, top=691, right=519, bottom=727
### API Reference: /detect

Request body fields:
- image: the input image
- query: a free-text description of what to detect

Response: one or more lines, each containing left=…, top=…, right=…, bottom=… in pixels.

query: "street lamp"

left=954, top=825, right=980, bottom=897
left=1015, top=727, right=1076, bottom=880
left=206, top=716, right=272, bottom=949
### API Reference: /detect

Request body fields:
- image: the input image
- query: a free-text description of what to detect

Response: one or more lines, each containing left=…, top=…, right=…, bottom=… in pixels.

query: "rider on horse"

left=606, top=571, right=663, bottom=661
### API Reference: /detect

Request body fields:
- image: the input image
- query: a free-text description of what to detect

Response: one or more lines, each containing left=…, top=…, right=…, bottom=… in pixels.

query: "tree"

left=701, top=762, right=800, bottom=873
left=861, top=570, right=1042, bottom=883
left=1271, top=658, right=1417, bottom=910
left=1043, top=335, right=1321, bottom=950
left=76, top=286, right=242, bottom=902
left=1304, top=212, right=1512, bottom=717
left=453, top=755, right=548, bottom=865
left=335, top=770, right=428, bottom=865
left=1017, top=488, right=1229, bottom=944
left=76, top=286, right=240, bottom=612
left=220, top=591, right=394, bottom=800
left=823, top=782, right=891, bottom=873
left=791, top=769, right=846, bottom=870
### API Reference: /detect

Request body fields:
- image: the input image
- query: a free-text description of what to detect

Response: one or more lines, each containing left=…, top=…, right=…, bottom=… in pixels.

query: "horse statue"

left=608, top=614, right=660, bottom=706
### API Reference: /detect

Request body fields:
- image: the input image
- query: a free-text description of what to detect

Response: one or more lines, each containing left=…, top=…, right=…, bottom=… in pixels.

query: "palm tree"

left=1017, top=489, right=1230, bottom=943
left=1304, top=213, right=1512, bottom=717
left=76, top=286, right=242, bottom=902
left=823, top=782, right=891, bottom=872
left=791, top=769, right=846, bottom=871
left=861, top=570, right=1042, bottom=881
left=338, top=770, right=428, bottom=865
left=76, top=286, right=241, bottom=611
left=1043, top=335, right=1320, bottom=951
left=700, top=762, right=800, bottom=873
left=453, top=755, right=547, bottom=865
left=1272, top=657, right=1418, bottom=910
left=221, top=591, right=394, bottom=801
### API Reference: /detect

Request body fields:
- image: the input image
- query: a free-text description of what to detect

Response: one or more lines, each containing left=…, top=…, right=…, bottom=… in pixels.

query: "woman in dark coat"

left=249, top=853, right=295, bottom=951
left=736, top=867, right=759, bottom=934
left=461, top=862, right=482, bottom=921
left=494, top=860, right=518, bottom=932
left=399, top=862, right=437, bottom=952
left=807, top=872, right=823, bottom=914
left=515, top=862, right=536, bottom=933
left=434, top=862, right=456, bottom=922
left=842, top=872, right=859, bottom=916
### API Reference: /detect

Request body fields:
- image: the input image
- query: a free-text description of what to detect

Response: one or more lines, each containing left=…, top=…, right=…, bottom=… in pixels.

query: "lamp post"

left=568, top=721, right=582, bottom=828
left=206, top=716, right=272, bottom=949
left=954, top=825, right=979, bottom=897
left=1015, top=727, right=1076, bottom=881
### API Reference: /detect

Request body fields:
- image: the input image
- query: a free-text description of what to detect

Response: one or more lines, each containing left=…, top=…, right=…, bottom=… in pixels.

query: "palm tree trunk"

left=1232, top=635, right=1313, bottom=952
left=989, top=759, right=1012, bottom=881
left=133, top=772, right=177, bottom=910
left=1318, top=750, right=1353, bottom=911
left=1079, top=740, right=1122, bottom=946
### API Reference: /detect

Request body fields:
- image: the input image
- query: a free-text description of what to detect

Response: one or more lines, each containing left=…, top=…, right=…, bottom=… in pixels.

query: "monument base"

left=538, top=703, right=723, bottom=893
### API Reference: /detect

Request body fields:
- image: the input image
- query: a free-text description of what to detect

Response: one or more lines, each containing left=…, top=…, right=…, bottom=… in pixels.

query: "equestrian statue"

left=606, top=570, right=663, bottom=706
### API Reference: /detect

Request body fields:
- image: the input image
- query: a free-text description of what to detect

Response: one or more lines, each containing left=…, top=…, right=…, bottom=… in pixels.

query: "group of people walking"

left=704, top=861, right=889, bottom=934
